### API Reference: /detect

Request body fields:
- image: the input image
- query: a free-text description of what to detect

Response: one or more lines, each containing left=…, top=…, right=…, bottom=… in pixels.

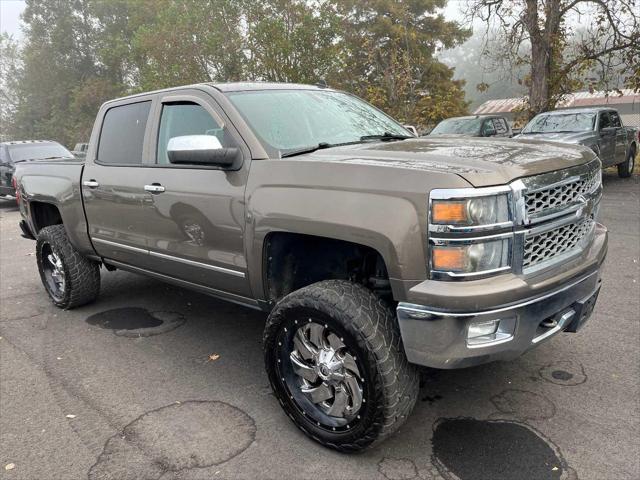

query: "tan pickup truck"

left=14, top=82, right=607, bottom=451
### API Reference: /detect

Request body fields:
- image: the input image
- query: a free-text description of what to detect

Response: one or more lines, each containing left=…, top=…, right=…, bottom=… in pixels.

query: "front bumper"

left=397, top=225, right=607, bottom=369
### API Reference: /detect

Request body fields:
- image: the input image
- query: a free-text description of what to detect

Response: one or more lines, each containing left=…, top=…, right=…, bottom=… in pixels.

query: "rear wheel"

left=263, top=280, right=419, bottom=452
left=618, top=147, right=636, bottom=178
left=36, top=225, right=100, bottom=309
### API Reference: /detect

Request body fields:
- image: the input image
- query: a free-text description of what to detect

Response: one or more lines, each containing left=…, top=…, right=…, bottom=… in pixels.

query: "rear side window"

left=98, top=101, right=151, bottom=165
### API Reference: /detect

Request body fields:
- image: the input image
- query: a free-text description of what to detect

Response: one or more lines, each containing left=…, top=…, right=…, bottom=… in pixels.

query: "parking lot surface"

left=1, top=171, right=638, bottom=480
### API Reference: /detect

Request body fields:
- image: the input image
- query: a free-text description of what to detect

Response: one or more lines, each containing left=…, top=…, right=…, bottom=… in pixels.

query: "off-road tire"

left=36, top=224, right=100, bottom=309
left=618, top=147, right=636, bottom=178
left=263, top=280, right=419, bottom=452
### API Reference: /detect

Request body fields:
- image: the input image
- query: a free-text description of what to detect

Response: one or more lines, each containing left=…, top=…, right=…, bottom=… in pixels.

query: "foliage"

left=334, top=0, right=471, bottom=127
left=4, top=0, right=469, bottom=145
left=0, top=33, right=21, bottom=140
left=466, top=0, right=639, bottom=118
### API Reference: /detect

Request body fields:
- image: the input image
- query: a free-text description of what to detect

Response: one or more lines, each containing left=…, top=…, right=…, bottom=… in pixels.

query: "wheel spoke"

left=301, top=383, right=333, bottom=404
left=326, top=385, right=349, bottom=417
left=290, top=352, right=318, bottom=382
left=341, top=352, right=359, bottom=377
left=343, top=375, right=363, bottom=413
left=326, top=333, right=345, bottom=351
left=47, top=254, right=57, bottom=267
left=307, top=323, right=326, bottom=350
left=293, top=328, right=316, bottom=360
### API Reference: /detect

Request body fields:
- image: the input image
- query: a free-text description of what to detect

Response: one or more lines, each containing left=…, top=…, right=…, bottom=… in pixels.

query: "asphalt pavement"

left=1, top=170, right=638, bottom=480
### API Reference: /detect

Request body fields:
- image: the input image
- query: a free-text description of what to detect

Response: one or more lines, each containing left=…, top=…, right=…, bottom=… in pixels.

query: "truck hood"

left=515, top=131, right=595, bottom=144
left=301, top=136, right=596, bottom=187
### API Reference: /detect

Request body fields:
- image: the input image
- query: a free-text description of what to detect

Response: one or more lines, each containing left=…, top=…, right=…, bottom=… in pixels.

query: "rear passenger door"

left=138, top=90, right=252, bottom=298
left=82, top=98, right=157, bottom=269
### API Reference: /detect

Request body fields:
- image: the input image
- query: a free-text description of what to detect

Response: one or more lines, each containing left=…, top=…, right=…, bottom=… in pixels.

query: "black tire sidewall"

left=265, top=293, right=393, bottom=450
left=36, top=228, right=72, bottom=307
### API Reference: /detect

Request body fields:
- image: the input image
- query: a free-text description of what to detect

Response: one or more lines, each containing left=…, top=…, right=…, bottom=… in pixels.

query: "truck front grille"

left=525, top=168, right=599, bottom=218
left=523, top=215, right=595, bottom=269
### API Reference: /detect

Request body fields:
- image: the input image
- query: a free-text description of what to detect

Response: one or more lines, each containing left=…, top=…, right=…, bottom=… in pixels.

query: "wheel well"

left=263, top=232, right=391, bottom=304
left=30, top=202, right=62, bottom=233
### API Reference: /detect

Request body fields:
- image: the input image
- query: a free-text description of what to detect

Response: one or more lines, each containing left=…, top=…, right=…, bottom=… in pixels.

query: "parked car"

left=0, top=140, right=75, bottom=197
left=517, top=107, right=638, bottom=177
left=14, top=82, right=606, bottom=451
left=71, top=142, right=89, bottom=159
left=429, top=114, right=513, bottom=137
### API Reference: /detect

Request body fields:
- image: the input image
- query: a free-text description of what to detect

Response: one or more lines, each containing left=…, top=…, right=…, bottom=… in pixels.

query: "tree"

left=467, top=0, right=639, bottom=118
left=243, top=0, right=341, bottom=83
left=334, top=0, right=471, bottom=128
left=0, top=33, right=21, bottom=140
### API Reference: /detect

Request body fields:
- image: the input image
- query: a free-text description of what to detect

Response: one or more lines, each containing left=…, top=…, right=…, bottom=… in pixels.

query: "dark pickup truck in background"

left=14, top=82, right=607, bottom=451
left=0, top=140, right=75, bottom=197
left=517, top=107, right=638, bottom=177
left=428, top=114, right=513, bottom=137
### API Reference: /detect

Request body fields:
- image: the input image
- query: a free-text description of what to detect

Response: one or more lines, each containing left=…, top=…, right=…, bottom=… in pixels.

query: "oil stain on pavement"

left=88, top=401, right=256, bottom=480
left=86, top=307, right=185, bottom=337
left=539, top=360, right=587, bottom=386
left=431, top=418, right=576, bottom=480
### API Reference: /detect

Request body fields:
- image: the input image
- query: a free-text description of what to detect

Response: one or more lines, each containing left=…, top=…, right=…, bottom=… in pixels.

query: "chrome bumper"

left=397, top=269, right=602, bottom=369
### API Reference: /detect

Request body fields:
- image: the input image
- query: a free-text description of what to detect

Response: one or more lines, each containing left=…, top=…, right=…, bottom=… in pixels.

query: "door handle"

left=83, top=180, right=99, bottom=188
left=144, top=184, right=165, bottom=193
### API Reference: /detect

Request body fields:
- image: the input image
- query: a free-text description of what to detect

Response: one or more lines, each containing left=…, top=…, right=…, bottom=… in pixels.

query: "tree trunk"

left=529, top=40, right=552, bottom=117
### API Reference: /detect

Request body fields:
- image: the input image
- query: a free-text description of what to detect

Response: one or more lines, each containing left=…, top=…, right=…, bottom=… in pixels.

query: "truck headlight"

left=431, top=194, right=509, bottom=227
left=431, top=238, right=511, bottom=275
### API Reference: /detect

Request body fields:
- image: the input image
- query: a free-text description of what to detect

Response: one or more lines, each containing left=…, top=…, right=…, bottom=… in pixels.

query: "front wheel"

left=36, top=224, right=101, bottom=309
left=618, top=147, right=636, bottom=178
left=263, top=280, right=419, bottom=452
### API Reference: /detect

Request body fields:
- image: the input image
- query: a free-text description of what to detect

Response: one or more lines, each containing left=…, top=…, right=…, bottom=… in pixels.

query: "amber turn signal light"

left=432, top=247, right=466, bottom=271
left=432, top=201, right=468, bottom=224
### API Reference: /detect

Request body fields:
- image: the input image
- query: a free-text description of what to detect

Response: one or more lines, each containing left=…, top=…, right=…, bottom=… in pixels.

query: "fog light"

left=466, top=317, right=516, bottom=347
left=468, top=320, right=500, bottom=339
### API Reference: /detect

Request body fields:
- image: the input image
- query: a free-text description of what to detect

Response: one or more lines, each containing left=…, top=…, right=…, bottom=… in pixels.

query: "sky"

left=0, top=0, right=25, bottom=39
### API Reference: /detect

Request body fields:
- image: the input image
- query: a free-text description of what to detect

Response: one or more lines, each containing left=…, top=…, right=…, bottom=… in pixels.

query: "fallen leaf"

left=5, top=463, right=15, bottom=471
left=207, top=353, right=220, bottom=362
left=66, top=414, right=76, bottom=419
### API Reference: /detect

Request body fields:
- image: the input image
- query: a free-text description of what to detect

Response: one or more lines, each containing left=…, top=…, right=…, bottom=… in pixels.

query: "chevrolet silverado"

left=14, top=82, right=607, bottom=451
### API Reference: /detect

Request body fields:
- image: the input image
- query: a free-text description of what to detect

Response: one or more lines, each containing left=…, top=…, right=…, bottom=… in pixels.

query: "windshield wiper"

left=280, top=142, right=332, bottom=158
left=360, top=131, right=413, bottom=141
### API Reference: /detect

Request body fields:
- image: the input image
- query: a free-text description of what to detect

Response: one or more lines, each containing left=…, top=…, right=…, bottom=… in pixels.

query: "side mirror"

left=600, top=126, right=616, bottom=136
left=167, top=135, right=239, bottom=167
left=403, top=125, right=418, bottom=137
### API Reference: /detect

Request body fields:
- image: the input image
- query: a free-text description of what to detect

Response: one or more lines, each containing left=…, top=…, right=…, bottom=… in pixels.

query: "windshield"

left=7, top=142, right=74, bottom=162
left=430, top=117, right=483, bottom=135
left=226, top=89, right=410, bottom=156
left=522, top=113, right=596, bottom=133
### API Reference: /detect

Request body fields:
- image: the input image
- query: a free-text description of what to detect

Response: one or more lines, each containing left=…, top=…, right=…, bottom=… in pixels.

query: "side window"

left=482, top=119, right=497, bottom=136
left=609, top=112, right=622, bottom=128
left=97, top=101, right=151, bottom=165
left=493, top=118, right=508, bottom=134
left=599, top=112, right=612, bottom=129
left=156, top=102, right=235, bottom=165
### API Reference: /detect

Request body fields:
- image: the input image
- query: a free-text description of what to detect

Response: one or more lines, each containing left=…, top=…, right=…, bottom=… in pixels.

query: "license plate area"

left=565, top=285, right=601, bottom=333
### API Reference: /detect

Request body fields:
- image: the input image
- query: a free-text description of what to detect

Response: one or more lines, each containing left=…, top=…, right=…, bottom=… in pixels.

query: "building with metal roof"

left=474, top=89, right=640, bottom=127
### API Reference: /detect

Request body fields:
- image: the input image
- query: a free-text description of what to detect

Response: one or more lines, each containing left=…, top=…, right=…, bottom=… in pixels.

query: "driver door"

left=597, top=112, right=616, bottom=166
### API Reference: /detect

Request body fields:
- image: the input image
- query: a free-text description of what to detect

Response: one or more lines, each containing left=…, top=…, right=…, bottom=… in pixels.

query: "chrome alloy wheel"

left=282, top=321, right=364, bottom=428
left=42, top=243, right=65, bottom=300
